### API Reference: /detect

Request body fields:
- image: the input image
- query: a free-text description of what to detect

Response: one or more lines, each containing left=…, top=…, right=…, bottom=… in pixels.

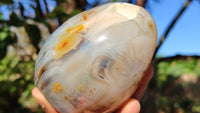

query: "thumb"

left=118, top=98, right=140, bottom=113
left=32, top=87, right=59, bottom=113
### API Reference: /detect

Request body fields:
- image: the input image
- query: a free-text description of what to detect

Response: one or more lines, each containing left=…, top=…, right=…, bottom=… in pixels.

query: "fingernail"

left=121, top=99, right=141, bottom=113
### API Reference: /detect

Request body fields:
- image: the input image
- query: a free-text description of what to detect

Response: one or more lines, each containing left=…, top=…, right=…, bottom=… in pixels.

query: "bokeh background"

left=0, top=0, right=200, bottom=113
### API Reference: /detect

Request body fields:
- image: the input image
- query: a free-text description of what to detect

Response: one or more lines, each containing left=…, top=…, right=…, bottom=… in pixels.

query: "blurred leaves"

left=0, top=0, right=13, bottom=4
left=8, top=13, right=24, bottom=26
left=0, top=0, right=86, bottom=57
left=0, top=0, right=86, bottom=112
left=157, top=59, right=200, bottom=89
left=0, top=54, right=37, bottom=112
left=69, top=9, right=82, bottom=18
left=47, top=6, right=68, bottom=19
left=47, top=6, right=82, bottom=23
left=141, top=58, right=200, bottom=113
left=0, top=26, right=17, bottom=59
left=25, top=24, right=42, bottom=53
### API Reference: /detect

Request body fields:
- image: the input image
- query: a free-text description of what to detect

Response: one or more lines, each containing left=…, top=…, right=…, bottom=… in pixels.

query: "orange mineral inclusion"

left=53, top=82, right=62, bottom=92
left=82, top=13, right=87, bottom=21
left=55, top=25, right=84, bottom=59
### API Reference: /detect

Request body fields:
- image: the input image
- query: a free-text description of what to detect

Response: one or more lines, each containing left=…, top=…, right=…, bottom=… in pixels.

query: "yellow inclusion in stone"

left=78, top=84, right=83, bottom=91
left=55, top=25, right=84, bottom=59
left=53, top=82, right=62, bottom=92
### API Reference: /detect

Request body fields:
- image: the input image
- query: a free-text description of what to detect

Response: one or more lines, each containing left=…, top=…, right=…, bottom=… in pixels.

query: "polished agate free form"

left=35, top=2, right=157, bottom=113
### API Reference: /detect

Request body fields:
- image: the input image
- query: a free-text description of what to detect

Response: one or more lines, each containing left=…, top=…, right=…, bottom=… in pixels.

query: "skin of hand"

left=32, top=65, right=153, bottom=113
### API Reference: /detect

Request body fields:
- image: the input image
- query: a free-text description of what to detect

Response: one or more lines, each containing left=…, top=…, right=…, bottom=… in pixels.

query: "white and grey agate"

left=34, top=2, right=157, bottom=113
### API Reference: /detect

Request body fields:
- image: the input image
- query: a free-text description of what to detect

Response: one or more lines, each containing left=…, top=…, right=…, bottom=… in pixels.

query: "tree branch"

left=153, top=0, right=192, bottom=58
left=43, top=0, right=49, bottom=14
left=136, top=0, right=147, bottom=7
left=128, top=0, right=132, bottom=3
left=35, top=0, right=44, bottom=18
left=19, top=3, right=26, bottom=19
left=75, top=0, right=87, bottom=10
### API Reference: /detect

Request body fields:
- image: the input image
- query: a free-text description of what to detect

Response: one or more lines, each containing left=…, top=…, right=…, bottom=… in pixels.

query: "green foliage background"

left=142, top=58, right=200, bottom=113
left=0, top=0, right=199, bottom=113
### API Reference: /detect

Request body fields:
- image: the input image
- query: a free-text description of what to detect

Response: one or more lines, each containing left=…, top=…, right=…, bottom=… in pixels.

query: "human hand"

left=32, top=66, right=153, bottom=113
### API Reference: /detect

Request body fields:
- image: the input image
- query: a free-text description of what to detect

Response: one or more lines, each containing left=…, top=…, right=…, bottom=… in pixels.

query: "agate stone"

left=35, top=2, right=157, bottom=113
